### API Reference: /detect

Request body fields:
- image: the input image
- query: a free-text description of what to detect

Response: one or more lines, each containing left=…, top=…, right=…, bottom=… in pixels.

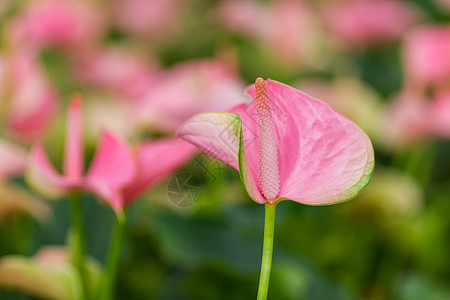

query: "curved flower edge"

left=177, top=111, right=375, bottom=205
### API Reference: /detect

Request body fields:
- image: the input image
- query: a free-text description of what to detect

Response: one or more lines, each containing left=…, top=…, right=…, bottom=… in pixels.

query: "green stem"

left=70, top=192, right=89, bottom=300
left=97, top=213, right=126, bottom=300
left=257, top=202, right=277, bottom=300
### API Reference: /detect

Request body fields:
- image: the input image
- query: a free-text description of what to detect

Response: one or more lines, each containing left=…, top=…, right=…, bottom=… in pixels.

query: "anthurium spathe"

left=27, top=95, right=195, bottom=212
left=177, top=78, right=374, bottom=299
left=27, top=94, right=196, bottom=300
left=177, top=78, right=374, bottom=206
left=27, top=95, right=135, bottom=212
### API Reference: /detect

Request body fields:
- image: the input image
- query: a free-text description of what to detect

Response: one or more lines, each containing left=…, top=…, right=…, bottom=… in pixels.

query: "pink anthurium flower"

left=177, top=78, right=374, bottom=299
left=27, top=95, right=195, bottom=212
left=177, top=78, right=374, bottom=205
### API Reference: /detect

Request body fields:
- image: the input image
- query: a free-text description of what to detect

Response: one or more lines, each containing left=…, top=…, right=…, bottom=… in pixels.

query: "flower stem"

left=97, top=213, right=126, bottom=300
left=257, top=202, right=277, bottom=300
left=70, top=191, right=89, bottom=300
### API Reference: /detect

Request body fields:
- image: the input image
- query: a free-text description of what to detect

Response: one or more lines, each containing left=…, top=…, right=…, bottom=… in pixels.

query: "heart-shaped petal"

left=245, top=79, right=374, bottom=205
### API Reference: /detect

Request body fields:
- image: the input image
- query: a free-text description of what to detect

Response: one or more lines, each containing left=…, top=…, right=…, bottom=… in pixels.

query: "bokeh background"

left=0, top=0, right=449, bottom=299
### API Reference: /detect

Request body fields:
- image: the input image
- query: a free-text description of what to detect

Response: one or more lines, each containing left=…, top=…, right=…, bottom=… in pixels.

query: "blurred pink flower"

left=177, top=78, right=374, bottom=205
left=28, top=96, right=195, bottom=212
left=123, top=139, right=196, bottom=204
left=218, top=0, right=315, bottom=63
left=131, top=59, right=248, bottom=133
left=322, top=0, right=419, bottom=47
left=0, top=138, right=49, bottom=224
left=429, top=92, right=450, bottom=138
left=403, top=26, right=450, bottom=89
left=72, top=48, right=159, bottom=99
left=385, top=92, right=431, bottom=147
left=0, top=140, right=27, bottom=179
left=9, top=0, right=103, bottom=48
left=218, top=0, right=262, bottom=37
left=1, top=50, right=57, bottom=143
left=112, top=0, right=180, bottom=38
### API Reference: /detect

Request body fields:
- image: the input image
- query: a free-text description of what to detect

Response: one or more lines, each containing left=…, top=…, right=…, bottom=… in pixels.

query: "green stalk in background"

left=70, top=192, right=89, bottom=300
left=97, top=213, right=126, bottom=300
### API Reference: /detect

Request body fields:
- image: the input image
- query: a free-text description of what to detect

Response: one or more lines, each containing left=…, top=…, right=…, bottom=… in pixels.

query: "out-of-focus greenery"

left=0, top=0, right=449, bottom=299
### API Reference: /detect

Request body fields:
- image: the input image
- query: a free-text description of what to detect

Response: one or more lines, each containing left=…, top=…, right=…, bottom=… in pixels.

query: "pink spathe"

left=177, top=79, right=374, bottom=205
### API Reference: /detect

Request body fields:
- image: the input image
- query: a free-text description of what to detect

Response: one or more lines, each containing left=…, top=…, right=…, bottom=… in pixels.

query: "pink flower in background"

left=72, top=48, right=159, bottom=99
left=403, top=26, right=450, bottom=89
left=385, top=92, right=431, bottom=147
left=218, top=0, right=263, bottom=37
left=0, top=140, right=27, bottom=179
left=131, top=59, right=248, bottom=133
left=112, top=0, right=180, bottom=38
left=1, top=50, right=57, bottom=143
left=322, top=0, right=419, bottom=47
left=218, top=0, right=315, bottom=63
left=177, top=78, right=374, bottom=205
left=123, top=139, right=196, bottom=203
left=9, top=0, right=103, bottom=48
left=28, top=96, right=195, bottom=212
left=429, top=92, right=450, bottom=138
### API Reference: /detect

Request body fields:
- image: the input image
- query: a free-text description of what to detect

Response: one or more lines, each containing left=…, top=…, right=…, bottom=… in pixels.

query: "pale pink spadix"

left=255, top=77, right=279, bottom=201
left=177, top=78, right=374, bottom=205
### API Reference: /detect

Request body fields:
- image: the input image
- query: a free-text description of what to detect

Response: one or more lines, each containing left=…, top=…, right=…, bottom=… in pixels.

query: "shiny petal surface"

left=123, top=139, right=197, bottom=203
left=86, top=131, right=136, bottom=211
